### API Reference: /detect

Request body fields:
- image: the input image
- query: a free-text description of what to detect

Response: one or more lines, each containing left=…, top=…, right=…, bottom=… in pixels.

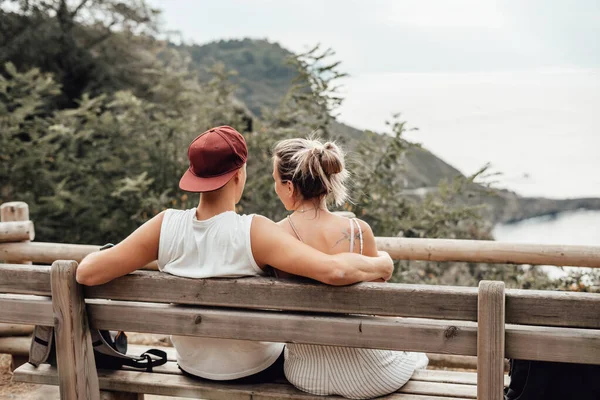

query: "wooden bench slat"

left=0, top=295, right=476, bottom=356
left=412, top=370, right=510, bottom=387
left=0, top=294, right=53, bottom=325
left=506, top=323, right=600, bottom=365
left=505, top=288, right=600, bottom=329
left=0, top=264, right=51, bottom=296
left=122, top=351, right=500, bottom=387
left=2, top=294, right=598, bottom=364
left=87, top=301, right=478, bottom=355
left=398, top=380, right=476, bottom=398
left=126, top=359, right=508, bottom=388
left=411, top=370, right=475, bottom=385
left=128, top=348, right=502, bottom=386
left=3, top=293, right=598, bottom=365
left=3, top=264, right=599, bottom=329
left=124, top=354, right=477, bottom=384
left=14, top=363, right=476, bottom=400
left=120, top=359, right=500, bottom=388
left=121, top=354, right=513, bottom=388
left=88, top=272, right=479, bottom=321
left=122, top=358, right=504, bottom=388
left=0, top=265, right=479, bottom=321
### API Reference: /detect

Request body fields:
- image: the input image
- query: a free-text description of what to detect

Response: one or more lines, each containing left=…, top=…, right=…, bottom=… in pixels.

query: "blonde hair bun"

left=274, top=137, right=349, bottom=206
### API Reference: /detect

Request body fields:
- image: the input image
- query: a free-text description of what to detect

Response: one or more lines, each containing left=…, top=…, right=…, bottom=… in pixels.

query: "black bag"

left=504, top=359, right=600, bottom=400
left=29, top=243, right=167, bottom=372
left=29, top=326, right=167, bottom=371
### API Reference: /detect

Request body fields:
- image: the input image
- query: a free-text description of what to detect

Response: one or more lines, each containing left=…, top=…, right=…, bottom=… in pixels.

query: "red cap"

left=179, top=126, right=248, bottom=192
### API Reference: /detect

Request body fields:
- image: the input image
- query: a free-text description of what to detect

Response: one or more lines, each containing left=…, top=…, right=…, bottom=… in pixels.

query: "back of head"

left=179, top=125, right=248, bottom=193
left=273, top=137, right=349, bottom=206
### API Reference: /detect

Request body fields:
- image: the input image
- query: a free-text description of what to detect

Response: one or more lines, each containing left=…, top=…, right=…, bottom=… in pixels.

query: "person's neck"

left=292, top=199, right=328, bottom=216
left=196, top=192, right=236, bottom=221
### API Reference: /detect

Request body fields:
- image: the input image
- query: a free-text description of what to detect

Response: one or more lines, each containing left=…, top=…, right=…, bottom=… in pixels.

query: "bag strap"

left=91, top=330, right=167, bottom=372
left=120, top=349, right=168, bottom=372
left=29, top=325, right=54, bottom=367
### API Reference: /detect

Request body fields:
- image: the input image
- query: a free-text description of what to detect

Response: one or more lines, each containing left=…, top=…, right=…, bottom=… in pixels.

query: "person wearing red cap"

left=76, top=125, right=393, bottom=383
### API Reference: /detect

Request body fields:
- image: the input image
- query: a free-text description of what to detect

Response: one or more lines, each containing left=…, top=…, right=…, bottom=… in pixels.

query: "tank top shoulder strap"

left=349, top=218, right=364, bottom=255
left=349, top=218, right=355, bottom=253
left=287, top=215, right=304, bottom=242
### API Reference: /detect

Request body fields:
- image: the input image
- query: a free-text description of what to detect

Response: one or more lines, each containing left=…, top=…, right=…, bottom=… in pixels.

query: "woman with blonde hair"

left=272, top=137, right=428, bottom=399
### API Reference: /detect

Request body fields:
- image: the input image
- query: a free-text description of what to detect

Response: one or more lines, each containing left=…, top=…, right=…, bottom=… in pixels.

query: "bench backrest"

left=1, top=262, right=599, bottom=364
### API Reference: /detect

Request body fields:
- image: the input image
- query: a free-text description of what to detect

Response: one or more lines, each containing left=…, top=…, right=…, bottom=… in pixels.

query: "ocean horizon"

left=338, top=68, right=600, bottom=200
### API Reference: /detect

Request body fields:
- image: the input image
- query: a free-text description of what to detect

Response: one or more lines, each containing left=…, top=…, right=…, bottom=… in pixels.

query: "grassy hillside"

left=174, top=39, right=297, bottom=116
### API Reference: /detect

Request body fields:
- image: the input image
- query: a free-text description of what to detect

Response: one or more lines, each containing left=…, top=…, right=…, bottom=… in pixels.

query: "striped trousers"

left=285, top=344, right=426, bottom=399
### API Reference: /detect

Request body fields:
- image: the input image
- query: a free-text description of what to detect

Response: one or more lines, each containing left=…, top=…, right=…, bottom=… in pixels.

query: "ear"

left=286, top=181, right=295, bottom=197
left=234, top=168, right=243, bottom=182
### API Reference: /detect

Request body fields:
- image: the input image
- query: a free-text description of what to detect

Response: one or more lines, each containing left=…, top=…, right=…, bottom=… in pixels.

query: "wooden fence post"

left=0, top=201, right=29, bottom=222
left=1, top=202, right=33, bottom=370
left=1, top=202, right=31, bottom=263
left=477, top=280, right=505, bottom=400
left=51, top=260, right=100, bottom=400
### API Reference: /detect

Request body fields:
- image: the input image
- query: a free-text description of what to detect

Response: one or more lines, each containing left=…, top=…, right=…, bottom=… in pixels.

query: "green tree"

left=1, top=0, right=161, bottom=108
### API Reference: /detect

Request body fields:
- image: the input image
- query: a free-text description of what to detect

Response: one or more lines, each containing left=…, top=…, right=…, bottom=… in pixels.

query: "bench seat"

left=14, top=360, right=509, bottom=400
left=14, top=362, right=472, bottom=399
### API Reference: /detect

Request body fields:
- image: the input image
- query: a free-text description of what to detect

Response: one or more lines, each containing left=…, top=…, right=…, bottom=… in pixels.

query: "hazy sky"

left=148, top=1, right=600, bottom=198
left=149, top=0, right=600, bottom=74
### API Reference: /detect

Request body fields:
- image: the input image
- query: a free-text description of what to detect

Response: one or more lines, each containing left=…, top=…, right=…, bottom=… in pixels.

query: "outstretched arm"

left=251, top=215, right=393, bottom=285
left=76, top=211, right=165, bottom=286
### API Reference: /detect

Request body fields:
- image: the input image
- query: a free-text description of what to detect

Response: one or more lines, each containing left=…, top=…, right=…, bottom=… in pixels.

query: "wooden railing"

left=2, top=201, right=600, bottom=268
left=375, top=237, right=600, bottom=268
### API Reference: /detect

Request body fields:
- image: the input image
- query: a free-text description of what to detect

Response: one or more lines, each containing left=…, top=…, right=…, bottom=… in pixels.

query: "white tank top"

left=157, top=208, right=285, bottom=380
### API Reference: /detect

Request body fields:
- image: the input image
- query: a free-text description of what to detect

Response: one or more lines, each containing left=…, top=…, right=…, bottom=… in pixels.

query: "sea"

left=338, top=68, right=600, bottom=276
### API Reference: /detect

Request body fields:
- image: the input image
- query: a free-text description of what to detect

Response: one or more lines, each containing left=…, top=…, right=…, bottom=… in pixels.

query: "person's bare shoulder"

left=275, top=216, right=297, bottom=236
left=276, top=218, right=287, bottom=227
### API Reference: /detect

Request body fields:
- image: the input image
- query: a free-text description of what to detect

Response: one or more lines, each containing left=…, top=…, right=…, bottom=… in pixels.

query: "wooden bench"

left=1, top=201, right=599, bottom=399
left=2, top=261, right=599, bottom=400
